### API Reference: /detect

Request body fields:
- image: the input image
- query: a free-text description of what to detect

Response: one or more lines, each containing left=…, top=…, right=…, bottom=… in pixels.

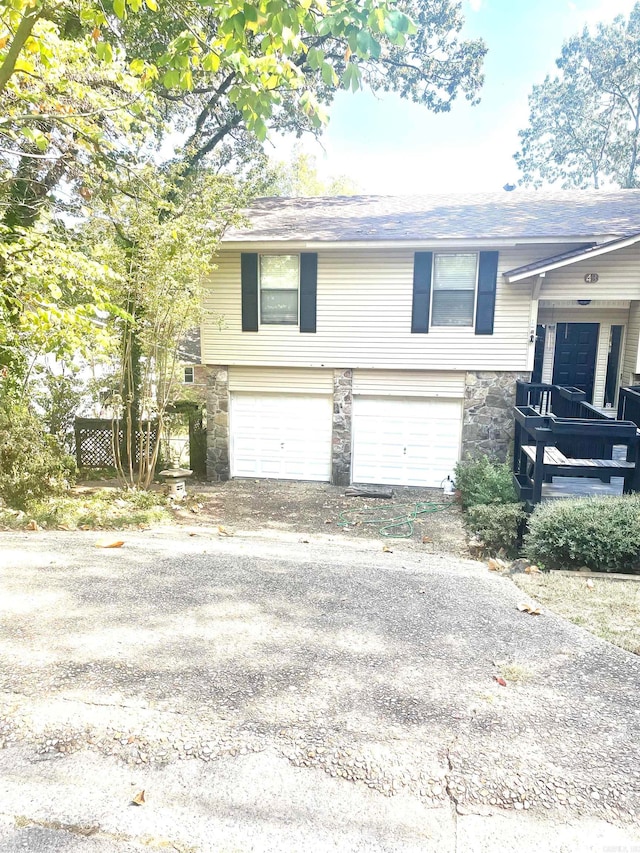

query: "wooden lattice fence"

left=74, top=418, right=159, bottom=469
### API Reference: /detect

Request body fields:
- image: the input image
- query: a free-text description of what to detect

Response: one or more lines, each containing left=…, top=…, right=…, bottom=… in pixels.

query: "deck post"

left=532, top=440, right=545, bottom=504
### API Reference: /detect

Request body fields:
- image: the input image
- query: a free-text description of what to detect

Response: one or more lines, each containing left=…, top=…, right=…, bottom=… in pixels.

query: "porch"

left=512, top=382, right=640, bottom=506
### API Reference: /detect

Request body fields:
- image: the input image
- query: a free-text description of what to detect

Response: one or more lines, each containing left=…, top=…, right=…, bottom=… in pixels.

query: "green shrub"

left=525, top=496, right=640, bottom=573
left=466, top=502, right=526, bottom=558
left=0, top=397, right=76, bottom=510
left=454, top=456, right=518, bottom=510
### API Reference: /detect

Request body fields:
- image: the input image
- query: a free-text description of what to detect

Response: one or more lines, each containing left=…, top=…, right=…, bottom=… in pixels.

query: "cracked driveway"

left=0, top=526, right=639, bottom=852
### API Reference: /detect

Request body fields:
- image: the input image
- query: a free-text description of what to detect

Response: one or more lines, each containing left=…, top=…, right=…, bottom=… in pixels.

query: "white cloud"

left=575, top=0, right=636, bottom=28
left=467, top=0, right=482, bottom=10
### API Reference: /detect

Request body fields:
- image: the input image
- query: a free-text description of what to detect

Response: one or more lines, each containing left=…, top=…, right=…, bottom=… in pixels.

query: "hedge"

left=524, top=495, right=640, bottom=573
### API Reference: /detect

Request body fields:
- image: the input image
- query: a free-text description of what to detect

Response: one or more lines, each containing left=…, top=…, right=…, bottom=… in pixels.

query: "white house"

left=201, top=192, right=640, bottom=487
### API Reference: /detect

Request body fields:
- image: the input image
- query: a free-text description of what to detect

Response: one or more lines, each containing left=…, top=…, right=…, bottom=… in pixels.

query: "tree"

left=118, top=0, right=486, bottom=172
left=515, top=4, right=640, bottom=189
left=271, top=145, right=359, bottom=196
left=85, top=166, right=252, bottom=488
left=1, top=0, right=487, bottom=489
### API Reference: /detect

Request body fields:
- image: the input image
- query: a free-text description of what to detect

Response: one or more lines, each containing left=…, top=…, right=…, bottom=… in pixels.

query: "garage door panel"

left=230, top=393, right=332, bottom=481
left=352, top=396, right=462, bottom=488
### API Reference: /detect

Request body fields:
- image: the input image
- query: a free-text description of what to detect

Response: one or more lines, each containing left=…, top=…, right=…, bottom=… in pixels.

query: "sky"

left=268, top=0, right=638, bottom=194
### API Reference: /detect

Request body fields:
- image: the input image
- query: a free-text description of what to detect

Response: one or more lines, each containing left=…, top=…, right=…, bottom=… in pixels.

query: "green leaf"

left=95, top=41, right=113, bottom=62
left=202, top=52, right=220, bottom=72
left=321, top=61, right=337, bottom=87
left=162, top=68, right=181, bottom=88
left=113, top=0, right=126, bottom=20
left=243, top=3, right=258, bottom=23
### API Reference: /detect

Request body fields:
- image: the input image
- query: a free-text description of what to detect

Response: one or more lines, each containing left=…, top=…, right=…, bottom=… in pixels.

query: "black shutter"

left=299, top=253, right=318, bottom=333
left=241, top=253, right=258, bottom=332
left=411, top=252, right=433, bottom=333
left=475, top=251, right=499, bottom=335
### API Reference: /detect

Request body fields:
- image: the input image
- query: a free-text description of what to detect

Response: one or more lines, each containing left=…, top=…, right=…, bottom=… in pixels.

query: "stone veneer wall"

left=462, top=371, right=531, bottom=462
left=332, top=368, right=353, bottom=485
left=205, top=365, right=230, bottom=481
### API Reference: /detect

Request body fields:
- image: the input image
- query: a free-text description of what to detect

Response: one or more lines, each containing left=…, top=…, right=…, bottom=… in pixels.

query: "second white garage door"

left=352, top=396, right=462, bottom=487
left=230, top=393, right=332, bottom=481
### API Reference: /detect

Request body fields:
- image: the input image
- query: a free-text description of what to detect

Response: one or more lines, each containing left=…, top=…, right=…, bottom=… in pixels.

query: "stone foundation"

left=462, top=371, right=531, bottom=462
left=205, top=365, right=230, bottom=481
left=332, top=368, right=353, bottom=485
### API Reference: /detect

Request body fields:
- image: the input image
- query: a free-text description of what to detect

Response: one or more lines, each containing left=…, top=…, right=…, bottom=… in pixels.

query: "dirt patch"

left=174, top=479, right=468, bottom=555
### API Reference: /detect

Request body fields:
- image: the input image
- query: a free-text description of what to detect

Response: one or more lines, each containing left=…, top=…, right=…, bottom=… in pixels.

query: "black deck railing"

left=513, top=382, right=640, bottom=506
left=617, top=386, right=640, bottom=428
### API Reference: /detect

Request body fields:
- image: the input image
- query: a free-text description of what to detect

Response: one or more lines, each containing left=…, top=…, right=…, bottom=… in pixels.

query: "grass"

left=0, top=488, right=172, bottom=530
left=497, top=662, right=532, bottom=684
left=513, top=573, right=640, bottom=656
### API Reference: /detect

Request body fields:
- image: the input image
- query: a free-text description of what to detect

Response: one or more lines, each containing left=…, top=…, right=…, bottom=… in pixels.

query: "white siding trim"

left=352, top=370, right=465, bottom=398
left=228, top=366, right=333, bottom=394
left=541, top=324, right=556, bottom=385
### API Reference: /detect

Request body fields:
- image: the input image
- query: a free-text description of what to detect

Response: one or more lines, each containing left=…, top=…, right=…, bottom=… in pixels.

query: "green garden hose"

left=337, top=500, right=452, bottom=539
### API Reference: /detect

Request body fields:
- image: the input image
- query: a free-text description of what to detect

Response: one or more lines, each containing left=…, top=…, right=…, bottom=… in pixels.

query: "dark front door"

left=553, top=322, right=599, bottom=402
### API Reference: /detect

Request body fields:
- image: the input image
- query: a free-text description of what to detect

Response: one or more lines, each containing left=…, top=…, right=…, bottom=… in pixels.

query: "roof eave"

left=504, top=232, right=640, bottom=282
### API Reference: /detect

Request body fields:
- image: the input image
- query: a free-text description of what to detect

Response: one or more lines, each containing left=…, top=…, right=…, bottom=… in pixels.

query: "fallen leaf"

left=131, top=790, right=145, bottom=806
left=324, top=519, right=332, bottom=524
left=95, top=539, right=124, bottom=549
left=493, top=676, right=507, bottom=687
left=26, top=520, right=40, bottom=531
left=586, top=579, right=594, bottom=589
left=488, top=557, right=508, bottom=572
left=422, top=536, right=433, bottom=544
left=217, top=525, right=233, bottom=536
left=57, top=524, right=71, bottom=531
left=299, top=538, right=310, bottom=544
left=517, top=602, right=541, bottom=616
left=524, top=564, right=541, bottom=574
left=382, top=545, right=393, bottom=553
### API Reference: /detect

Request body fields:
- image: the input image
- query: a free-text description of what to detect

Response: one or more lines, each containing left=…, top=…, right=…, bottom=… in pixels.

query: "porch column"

left=205, top=365, right=230, bottom=481
left=331, top=368, right=352, bottom=486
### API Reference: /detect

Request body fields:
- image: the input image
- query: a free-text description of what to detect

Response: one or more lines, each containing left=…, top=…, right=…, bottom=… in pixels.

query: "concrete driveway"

left=0, top=526, right=639, bottom=852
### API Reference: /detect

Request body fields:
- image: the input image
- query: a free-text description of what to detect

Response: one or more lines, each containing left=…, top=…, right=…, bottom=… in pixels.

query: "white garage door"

left=352, top=397, right=462, bottom=487
left=230, top=393, right=332, bottom=481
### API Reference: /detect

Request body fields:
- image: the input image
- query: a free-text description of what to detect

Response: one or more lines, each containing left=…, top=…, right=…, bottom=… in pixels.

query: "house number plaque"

left=584, top=273, right=599, bottom=283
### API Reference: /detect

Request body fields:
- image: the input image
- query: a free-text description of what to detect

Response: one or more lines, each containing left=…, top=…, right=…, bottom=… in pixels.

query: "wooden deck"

left=535, top=446, right=629, bottom=501
left=512, top=385, right=640, bottom=506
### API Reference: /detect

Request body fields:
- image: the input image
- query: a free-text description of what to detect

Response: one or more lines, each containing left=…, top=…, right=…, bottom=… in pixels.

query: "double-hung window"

left=431, top=253, right=478, bottom=327
left=260, top=254, right=299, bottom=325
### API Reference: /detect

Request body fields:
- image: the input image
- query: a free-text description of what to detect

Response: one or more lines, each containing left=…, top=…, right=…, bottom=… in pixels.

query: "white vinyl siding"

left=230, top=392, right=332, bottom=481
left=431, top=253, right=477, bottom=327
left=351, top=397, right=462, bottom=487
left=203, top=246, right=578, bottom=371
left=622, top=301, right=640, bottom=384
left=539, top=243, right=640, bottom=300
left=352, top=370, right=465, bottom=398
left=228, top=366, right=333, bottom=394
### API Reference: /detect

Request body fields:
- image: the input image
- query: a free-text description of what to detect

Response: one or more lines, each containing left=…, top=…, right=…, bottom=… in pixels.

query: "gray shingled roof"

left=223, top=191, right=640, bottom=242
